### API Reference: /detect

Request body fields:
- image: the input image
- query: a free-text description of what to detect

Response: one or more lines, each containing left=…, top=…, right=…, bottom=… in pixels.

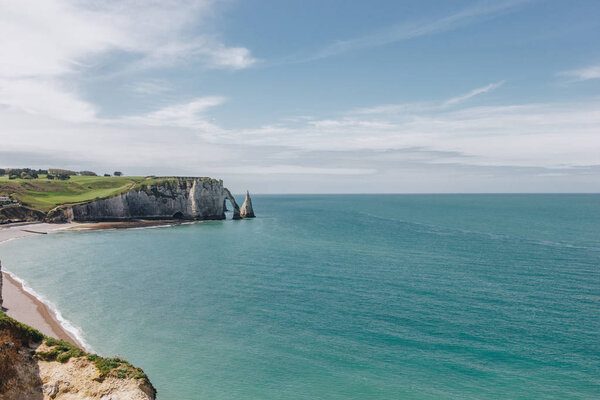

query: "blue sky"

left=0, top=0, right=599, bottom=192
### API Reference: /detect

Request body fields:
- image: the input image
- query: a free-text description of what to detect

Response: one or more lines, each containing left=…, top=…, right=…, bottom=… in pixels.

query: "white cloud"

left=129, top=39, right=256, bottom=72
left=0, top=0, right=255, bottom=124
left=123, top=97, right=226, bottom=130
left=0, top=78, right=96, bottom=122
left=0, top=0, right=595, bottom=192
left=223, top=100, right=600, bottom=169
left=559, top=64, right=600, bottom=82
left=0, top=89, right=598, bottom=191
left=443, top=81, right=505, bottom=106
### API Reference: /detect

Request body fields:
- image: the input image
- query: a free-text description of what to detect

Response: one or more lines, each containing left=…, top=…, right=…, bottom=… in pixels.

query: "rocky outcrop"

left=47, top=178, right=246, bottom=222
left=0, top=313, right=155, bottom=400
left=240, top=191, right=255, bottom=218
left=0, top=206, right=46, bottom=225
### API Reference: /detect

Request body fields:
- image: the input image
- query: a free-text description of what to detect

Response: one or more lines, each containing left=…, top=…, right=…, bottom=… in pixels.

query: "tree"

left=79, top=171, right=97, bottom=176
left=49, top=168, right=77, bottom=176
left=103, top=174, right=111, bottom=177
left=113, top=171, right=123, bottom=176
left=0, top=169, right=5, bottom=176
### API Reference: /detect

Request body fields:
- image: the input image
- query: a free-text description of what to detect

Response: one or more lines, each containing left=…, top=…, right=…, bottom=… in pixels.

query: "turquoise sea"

left=1, top=194, right=599, bottom=399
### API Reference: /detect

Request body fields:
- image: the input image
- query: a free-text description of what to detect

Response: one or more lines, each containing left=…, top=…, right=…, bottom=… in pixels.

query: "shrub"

left=0, top=311, right=44, bottom=343
left=37, top=338, right=84, bottom=362
left=113, top=171, right=123, bottom=176
left=4, top=168, right=39, bottom=179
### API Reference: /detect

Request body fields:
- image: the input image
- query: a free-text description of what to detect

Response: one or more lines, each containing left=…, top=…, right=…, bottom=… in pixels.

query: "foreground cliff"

left=46, top=177, right=246, bottom=223
left=0, top=312, right=156, bottom=400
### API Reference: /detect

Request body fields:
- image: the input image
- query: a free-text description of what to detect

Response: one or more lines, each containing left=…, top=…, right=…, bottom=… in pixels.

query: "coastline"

left=65, top=219, right=196, bottom=231
left=0, top=219, right=192, bottom=350
left=0, top=222, right=85, bottom=348
left=1, top=271, right=82, bottom=346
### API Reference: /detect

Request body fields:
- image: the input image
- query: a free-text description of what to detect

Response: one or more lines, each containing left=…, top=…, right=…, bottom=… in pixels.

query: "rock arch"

left=223, top=188, right=241, bottom=220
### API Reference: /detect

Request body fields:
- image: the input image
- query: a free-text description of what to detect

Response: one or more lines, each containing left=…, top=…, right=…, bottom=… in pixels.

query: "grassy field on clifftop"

left=0, top=175, right=146, bottom=212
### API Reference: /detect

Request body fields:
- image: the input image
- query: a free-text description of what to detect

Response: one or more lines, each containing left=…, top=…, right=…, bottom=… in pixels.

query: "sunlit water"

left=1, top=194, right=599, bottom=399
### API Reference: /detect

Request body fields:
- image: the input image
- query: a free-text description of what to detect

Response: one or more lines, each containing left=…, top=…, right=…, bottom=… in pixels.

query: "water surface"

left=1, top=195, right=599, bottom=399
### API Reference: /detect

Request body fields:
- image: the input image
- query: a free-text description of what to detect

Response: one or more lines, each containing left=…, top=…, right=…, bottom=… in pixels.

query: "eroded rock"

left=240, top=191, right=255, bottom=218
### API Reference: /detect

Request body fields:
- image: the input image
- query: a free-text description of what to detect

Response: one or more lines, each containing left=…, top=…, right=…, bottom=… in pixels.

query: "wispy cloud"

left=353, top=81, right=505, bottom=115
left=443, top=81, right=505, bottom=106
left=123, top=97, right=226, bottom=131
left=0, top=0, right=255, bottom=123
left=1, top=87, right=598, bottom=191
left=285, top=0, right=529, bottom=63
left=130, top=80, right=173, bottom=95
left=558, top=64, right=600, bottom=82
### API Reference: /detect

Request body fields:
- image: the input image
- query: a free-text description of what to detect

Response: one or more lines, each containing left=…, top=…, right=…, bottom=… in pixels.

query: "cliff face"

left=0, top=313, right=155, bottom=400
left=48, top=178, right=242, bottom=222
left=0, top=206, right=46, bottom=225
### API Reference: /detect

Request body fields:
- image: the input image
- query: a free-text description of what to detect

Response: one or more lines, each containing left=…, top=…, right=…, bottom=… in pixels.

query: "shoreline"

left=0, top=219, right=193, bottom=351
left=0, top=222, right=87, bottom=348
left=1, top=271, right=82, bottom=347
left=65, top=219, right=196, bottom=231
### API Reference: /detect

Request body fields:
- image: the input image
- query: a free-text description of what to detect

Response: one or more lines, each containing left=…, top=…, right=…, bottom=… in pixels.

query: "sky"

left=0, top=0, right=599, bottom=193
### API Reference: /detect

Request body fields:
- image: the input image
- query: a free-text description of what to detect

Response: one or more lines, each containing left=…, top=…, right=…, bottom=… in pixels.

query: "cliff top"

left=0, top=175, right=219, bottom=213
left=0, top=311, right=156, bottom=399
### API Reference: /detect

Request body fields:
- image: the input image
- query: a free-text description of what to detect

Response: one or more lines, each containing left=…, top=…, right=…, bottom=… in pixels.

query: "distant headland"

left=0, top=168, right=255, bottom=225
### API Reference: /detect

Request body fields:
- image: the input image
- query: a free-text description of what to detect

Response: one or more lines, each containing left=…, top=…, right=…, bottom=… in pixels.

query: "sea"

left=1, top=194, right=598, bottom=399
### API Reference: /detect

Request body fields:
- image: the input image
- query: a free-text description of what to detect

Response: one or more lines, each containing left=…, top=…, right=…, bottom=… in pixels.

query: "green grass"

left=0, top=174, right=220, bottom=213
left=0, top=175, right=160, bottom=212
left=37, top=337, right=85, bottom=362
left=0, top=311, right=147, bottom=380
left=0, top=310, right=44, bottom=343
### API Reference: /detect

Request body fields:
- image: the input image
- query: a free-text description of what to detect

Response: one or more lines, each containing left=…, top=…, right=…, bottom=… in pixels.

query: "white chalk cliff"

left=47, top=178, right=247, bottom=222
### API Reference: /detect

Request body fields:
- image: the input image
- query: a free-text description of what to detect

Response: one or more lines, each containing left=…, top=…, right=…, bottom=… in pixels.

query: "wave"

left=1, top=229, right=93, bottom=352
left=3, top=269, right=93, bottom=352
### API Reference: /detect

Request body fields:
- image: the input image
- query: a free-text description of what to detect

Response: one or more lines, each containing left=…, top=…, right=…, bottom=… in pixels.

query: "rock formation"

left=0, top=313, right=156, bottom=399
left=223, top=188, right=241, bottom=220
left=0, top=206, right=45, bottom=225
left=47, top=178, right=244, bottom=222
left=240, top=191, right=255, bottom=218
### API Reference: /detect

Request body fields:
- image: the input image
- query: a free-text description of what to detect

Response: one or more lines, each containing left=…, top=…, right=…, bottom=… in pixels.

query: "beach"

left=0, top=222, right=83, bottom=346
left=0, top=219, right=195, bottom=349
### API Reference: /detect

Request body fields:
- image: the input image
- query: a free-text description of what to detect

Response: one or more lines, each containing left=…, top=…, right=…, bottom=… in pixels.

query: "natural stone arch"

left=223, top=188, right=241, bottom=220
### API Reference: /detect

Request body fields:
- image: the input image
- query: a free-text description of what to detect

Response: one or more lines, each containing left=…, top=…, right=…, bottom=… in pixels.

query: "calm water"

left=1, top=195, right=599, bottom=399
